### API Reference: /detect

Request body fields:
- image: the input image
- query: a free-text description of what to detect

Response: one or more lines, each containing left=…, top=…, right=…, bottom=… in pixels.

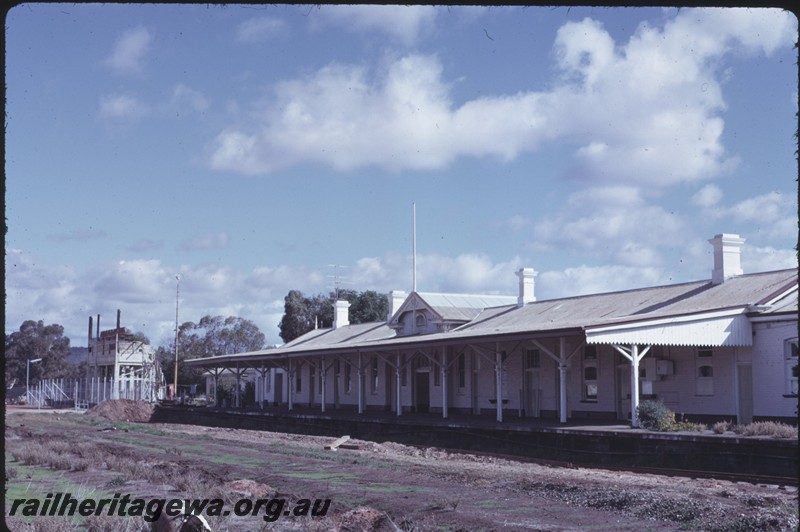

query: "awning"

left=585, top=308, right=752, bottom=347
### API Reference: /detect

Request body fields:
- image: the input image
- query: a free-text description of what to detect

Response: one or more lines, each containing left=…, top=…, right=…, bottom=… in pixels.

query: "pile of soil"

left=86, top=399, right=155, bottom=423
left=223, top=479, right=276, bottom=498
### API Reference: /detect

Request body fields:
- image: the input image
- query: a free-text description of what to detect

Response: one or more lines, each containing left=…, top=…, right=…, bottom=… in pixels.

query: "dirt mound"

left=87, top=399, right=155, bottom=423
left=337, top=506, right=389, bottom=531
left=223, top=479, right=276, bottom=498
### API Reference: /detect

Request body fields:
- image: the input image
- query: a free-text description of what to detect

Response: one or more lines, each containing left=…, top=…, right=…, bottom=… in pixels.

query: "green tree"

left=160, top=315, right=265, bottom=386
left=279, top=290, right=313, bottom=343
left=4, top=320, right=71, bottom=385
left=277, top=289, right=389, bottom=343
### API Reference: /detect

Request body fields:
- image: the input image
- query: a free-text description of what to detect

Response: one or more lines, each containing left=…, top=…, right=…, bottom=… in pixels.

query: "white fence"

left=26, top=377, right=163, bottom=409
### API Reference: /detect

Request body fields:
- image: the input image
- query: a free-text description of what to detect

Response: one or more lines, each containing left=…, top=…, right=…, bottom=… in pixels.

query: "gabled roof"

left=186, top=268, right=797, bottom=368
left=389, top=291, right=517, bottom=325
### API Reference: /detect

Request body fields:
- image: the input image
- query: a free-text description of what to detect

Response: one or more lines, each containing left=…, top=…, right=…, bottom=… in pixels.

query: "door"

left=415, top=372, right=430, bottom=413
left=737, top=364, right=753, bottom=424
left=273, top=372, right=283, bottom=406
left=525, top=370, right=540, bottom=417
left=616, top=365, right=631, bottom=421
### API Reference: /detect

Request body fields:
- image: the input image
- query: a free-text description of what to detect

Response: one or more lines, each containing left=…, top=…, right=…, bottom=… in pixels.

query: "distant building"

left=87, top=310, right=162, bottom=401
left=188, top=234, right=798, bottom=426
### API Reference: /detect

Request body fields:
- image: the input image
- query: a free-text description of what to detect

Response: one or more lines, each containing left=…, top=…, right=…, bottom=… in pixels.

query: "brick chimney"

left=333, top=300, right=350, bottom=330
left=516, top=268, right=538, bottom=307
left=709, top=233, right=745, bottom=284
left=387, top=290, right=407, bottom=321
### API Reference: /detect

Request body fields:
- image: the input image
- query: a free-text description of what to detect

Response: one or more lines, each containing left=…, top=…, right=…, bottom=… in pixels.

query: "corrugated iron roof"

left=187, top=268, right=797, bottom=367
left=416, top=292, right=517, bottom=322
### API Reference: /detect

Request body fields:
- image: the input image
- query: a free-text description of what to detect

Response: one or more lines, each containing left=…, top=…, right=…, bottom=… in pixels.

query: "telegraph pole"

left=173, top=274, right=181, bottom=400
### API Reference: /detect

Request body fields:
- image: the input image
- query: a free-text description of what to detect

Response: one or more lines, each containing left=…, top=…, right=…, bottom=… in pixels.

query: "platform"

left=152, top=404, right=798, bottom=484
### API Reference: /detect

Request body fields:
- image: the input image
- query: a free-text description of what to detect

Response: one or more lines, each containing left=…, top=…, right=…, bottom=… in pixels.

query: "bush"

left=636, top=400, right=675, bottom=431
left=712, top=420, right=731, bottom=434
left=733, top=421, right=798, bottom=439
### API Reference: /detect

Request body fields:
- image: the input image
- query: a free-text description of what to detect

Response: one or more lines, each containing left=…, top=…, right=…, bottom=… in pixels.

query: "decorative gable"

left=388, top=293, right=444, bottom=337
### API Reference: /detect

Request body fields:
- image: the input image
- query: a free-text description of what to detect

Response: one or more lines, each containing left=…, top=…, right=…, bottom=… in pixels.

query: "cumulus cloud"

left=532, top=186, right=687, bottom=267
left=538, top=265, right=664, bottom=299
left=105, top=26, right=152, bottom=75
left=692, top=184, right=723, bottom=207
left=235, top=16, right=287, bottom=43
left=168, top=84, right=210, bottom=115
left=704, top=191, right=796, bottom=241
left=99, top=94, right=148, bottom=121
left=742, top=245, right=798, bottom=273
left=206, top=8, right=794, bottom=185
left=312, top=5, right=437, bottom=45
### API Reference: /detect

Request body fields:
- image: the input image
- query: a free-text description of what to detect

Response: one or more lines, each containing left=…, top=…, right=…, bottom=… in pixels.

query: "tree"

left=159, top=315, right=266, bottom=386
left=4, top=320, right=71, bottom=385
left=279, top=290, right=313, bottom=343
left=277, top=289, right=390, bottom=343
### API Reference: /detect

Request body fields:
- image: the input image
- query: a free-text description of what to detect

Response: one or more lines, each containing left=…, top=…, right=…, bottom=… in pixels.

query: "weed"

left=712, top=420, right=731, bottom=434
left=732, top=421, right=798, bottom=439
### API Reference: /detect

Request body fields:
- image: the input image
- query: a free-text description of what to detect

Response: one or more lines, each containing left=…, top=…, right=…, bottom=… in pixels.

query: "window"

left=415, top=313, right=427, bottom=329
left=309, top=364, right=315, bottom=396
left=401, top=354, right=407, bottom=387
left=265, top=370, right=271, bottom=393
left=696, top=348, right=714, bottom=396
left=582, top=346, right=598, bottom=401
left=433, top=351, right=440, bottom=387
left=525, top=349, right=540, bottom=369
left=344, top=361, right=352, bottom=393
left=786, top=339, right=798, bottom=396
left=296, top=369, right=302, bottom=393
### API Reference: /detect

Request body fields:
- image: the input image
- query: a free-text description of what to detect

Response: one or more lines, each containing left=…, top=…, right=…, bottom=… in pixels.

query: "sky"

left=5, top=5, right=798, bottom=350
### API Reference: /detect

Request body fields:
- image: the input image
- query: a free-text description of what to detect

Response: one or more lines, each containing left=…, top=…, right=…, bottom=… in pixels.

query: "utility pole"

left=173, top=274, right=181, bottom=400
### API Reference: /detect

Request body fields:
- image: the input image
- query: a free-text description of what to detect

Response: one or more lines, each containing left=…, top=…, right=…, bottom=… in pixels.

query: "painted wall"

left=751, top=319, right=797, bottom=420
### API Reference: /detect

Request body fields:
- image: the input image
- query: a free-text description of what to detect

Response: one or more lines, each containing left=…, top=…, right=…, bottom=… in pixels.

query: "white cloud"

left=532, top=186, right=687, bottom=267
left=105, top=26, right=152, bottom=75
left=692, top=184, right=723, bottom=207
left=709, top=191, right=796, bottom=241
left=538, top=265, right=664, bottom=299
left=99, top=94, right=148, bottom=121
left=235, top=16, right=287, bottom=43
left=169, top=84, right=210, bottom=115
left=742, top=245, right=797, bottom=273
left=313, top=5, right=437, bottom=45
left=208, top=8, right=794, bottom=184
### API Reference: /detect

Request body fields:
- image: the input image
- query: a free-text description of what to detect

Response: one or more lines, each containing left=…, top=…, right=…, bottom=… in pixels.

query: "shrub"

left=733, top=421, right=798, bottom=439
left=712, top=421, right=731, bottom=434
left=673, top=421, right=706, bottom=432
left=636, top=400, right=675, bottom=431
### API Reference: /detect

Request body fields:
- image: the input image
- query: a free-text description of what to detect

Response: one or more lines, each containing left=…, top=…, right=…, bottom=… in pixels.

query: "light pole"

left=174, top=274, right=181, bottom=401
left=27, top=358, right=42, bottom=407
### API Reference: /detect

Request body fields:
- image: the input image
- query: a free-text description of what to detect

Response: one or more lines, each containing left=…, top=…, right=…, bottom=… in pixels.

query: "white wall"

left=751, top=319, right=797, bottom=419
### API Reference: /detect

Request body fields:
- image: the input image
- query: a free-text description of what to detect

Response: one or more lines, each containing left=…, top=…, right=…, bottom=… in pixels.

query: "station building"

left=187, top=234, right=798, bottom=427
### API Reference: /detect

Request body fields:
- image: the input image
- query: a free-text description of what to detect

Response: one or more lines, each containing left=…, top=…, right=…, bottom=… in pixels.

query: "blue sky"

left=5, top=5, right=797, bottom=348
